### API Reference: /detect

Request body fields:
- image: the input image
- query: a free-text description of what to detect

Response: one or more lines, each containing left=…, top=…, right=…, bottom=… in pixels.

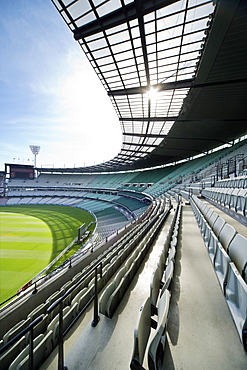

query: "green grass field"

left=0, top=204, right=95, bottom=304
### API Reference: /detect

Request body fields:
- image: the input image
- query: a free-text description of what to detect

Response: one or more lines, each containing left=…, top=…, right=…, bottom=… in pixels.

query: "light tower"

left=29, top=145, right=40, bottom=167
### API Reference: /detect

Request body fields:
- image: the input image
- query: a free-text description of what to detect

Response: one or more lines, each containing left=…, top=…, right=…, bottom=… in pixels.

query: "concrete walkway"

left=163, top=204, right=246, bottom=369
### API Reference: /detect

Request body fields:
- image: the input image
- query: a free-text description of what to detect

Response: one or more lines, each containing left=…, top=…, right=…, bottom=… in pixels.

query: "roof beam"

left=108, top=79, right=193, bottom=96
left=108, top=77, right=247, bottom=97
left=124, top=132, right=167, bottom=138
left=120, top=116, right=177, bottom=122
left=73, top=0, right=179, bottom=40
left=123, top=142, right=157, bottom=148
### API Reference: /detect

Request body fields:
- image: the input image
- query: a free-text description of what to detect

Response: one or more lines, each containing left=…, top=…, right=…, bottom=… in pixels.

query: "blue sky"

left=0, top=0, right=122, bottom=171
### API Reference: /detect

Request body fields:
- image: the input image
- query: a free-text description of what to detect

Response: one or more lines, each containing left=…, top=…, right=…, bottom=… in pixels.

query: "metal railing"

left=0, top=262, right=103, bottom=370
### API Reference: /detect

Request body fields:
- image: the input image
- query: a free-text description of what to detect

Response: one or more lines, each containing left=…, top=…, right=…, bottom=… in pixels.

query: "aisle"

left=164, top=204, right=246, bottom=369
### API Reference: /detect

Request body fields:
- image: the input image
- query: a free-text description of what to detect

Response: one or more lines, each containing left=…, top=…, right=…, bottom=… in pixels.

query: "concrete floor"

left=41, top=204, right=247, bottom=370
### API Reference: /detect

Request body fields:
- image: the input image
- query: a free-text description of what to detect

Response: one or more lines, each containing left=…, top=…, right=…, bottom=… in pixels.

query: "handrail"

left=46, top=261, right=102, bottom=370
left=0, top=315, right=43, bottom=370
left=0, top=262, right=103, bottom=370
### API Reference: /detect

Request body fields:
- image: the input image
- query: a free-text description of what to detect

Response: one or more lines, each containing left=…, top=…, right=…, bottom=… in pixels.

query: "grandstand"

left=0, top=0, right=247, bottom=369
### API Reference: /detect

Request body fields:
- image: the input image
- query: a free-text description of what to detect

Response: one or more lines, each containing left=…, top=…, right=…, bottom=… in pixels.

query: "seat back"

left=27, top=302, right=48, bottom=321
left=0, top=336, right=26, bottom=370
left=130, top=297, right=151, bottom=369
left=228, top=234, right=247, bottom=281
left=213, top=217, right=225, bottom=237
left=218, top=223, right=237, bottom=251
left=208, top=211, right=218, bottom=228
left=167, top=245, right=176, bottom=264
left=225, top=262, right=247, bottom=346
left=8, top=334, right=44, bottom=370
left=114, top=266, right=126, bottom=287
left=157, top=251, right=166, bottom=274
left=205, top=208, right=214, bottom=223
left=214, top=243, right=231, bottom=289
left=3, top=319, right=30, bottom=345
left=148, top=290, right=171, bottom=370
left=150, top=267, right=162, bottom=307
left=161, top=260, right=174, bottom=293
left=99, top=282, right=115, bottom=315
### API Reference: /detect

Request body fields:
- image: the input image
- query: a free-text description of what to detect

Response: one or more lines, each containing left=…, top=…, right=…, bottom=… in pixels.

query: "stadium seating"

left=1, top=142, right=246, bottom=368
left=201, top=181, right=247, bottom=216
left=190, top=194, right=247, bottom=348
left=130, top=204, right=181, bottom=369
left=8, top=330, right=53, bottom=370
left=0, top=197, right=171, bottom=369
left=225, top=262, right=247, bottom=351
left=98, top=203, right=178, bottom=318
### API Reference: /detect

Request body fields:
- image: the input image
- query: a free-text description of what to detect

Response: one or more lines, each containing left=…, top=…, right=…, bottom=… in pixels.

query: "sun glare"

left=147, top=87, right=158, bottom=102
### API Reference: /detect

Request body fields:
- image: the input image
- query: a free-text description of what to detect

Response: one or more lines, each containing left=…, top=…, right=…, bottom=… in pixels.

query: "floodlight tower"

left=29, top=145, right=40, bottom=167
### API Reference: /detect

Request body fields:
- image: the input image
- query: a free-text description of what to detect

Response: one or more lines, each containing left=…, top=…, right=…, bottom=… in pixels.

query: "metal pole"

left=29, top=326, right=34, bottom=370
left=91, top=264, right=101, bottom=327
left=58, top=301, right=67, bottom=370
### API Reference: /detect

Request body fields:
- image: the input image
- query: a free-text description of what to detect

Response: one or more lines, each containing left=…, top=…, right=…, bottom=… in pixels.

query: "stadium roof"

left=44, top=0, right=247, bottom=173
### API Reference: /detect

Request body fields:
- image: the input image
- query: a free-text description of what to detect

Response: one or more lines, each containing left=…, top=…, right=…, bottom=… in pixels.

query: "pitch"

left=0, top=204, right=95, bottom=304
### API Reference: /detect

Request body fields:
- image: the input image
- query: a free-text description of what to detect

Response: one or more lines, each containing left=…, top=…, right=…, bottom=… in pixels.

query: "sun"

left=147, top=87, right=158, bottom=102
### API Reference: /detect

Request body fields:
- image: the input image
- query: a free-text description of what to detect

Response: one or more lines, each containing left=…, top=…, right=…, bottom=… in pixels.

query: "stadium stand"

left=1, top=143, right=246, bottom=369
left=1, top=0, right=247, bottom=369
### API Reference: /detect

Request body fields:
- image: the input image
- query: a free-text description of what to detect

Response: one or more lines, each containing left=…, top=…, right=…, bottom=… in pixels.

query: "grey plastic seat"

left=52, top=303, right=78, bottom=347
left=161, top=260, right=174, bottom=294
left=225, top=262, right=247, bottom=350
left=213, top=243, right=231, bottom=290
left=235, top=188, right=247, bottom=215
left=71, top=287, right=88, bottom=312
left=130, top=296, right=151, bottom=370
left=8, top=334, right=45, bottom=370
left=228, top=233, right=247, bottom=282
left=27, top=302, right=48, bottom=321
left=46, top=291, right=62, bottom=319
left=166, top=245, right=176, bottom=264
left=157, top=251, right=166, bottom=275
left=114, top=266, right=126, bottom=287
left=99, top=282, right=115, bottom=316
left=203, top=213, right=219, bottom=243
left=229, top=188, right=241, bottom=210
left=207, top=232, right=219, bottom=262
left=150, top=266, right=162, bottom=307
left=48, top=306, right=70, bottom=348
left=30, top=314, right=49, bottom=341
left=223, top=188, right=234, bottom=207
left=148, top=289, right=171, bottom=370
left=208, top=211, right=218, bottom=228
left=77, top=287, right=94, bottom=313
left=9, top=330, right=53, bottom=370
left=218, top=223, right=237, bottom=252
left=213, top=217, right=226, bottom=238
left=0, top=335, right=26, bottom=370
left=3, top=319, right=30, bottom=345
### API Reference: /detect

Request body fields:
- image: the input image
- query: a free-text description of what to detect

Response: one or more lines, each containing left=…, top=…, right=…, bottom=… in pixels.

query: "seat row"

left=99, top=207, right=171, bottom=318
left=215, top=176, right=247, bottom=189
left=201, top=187, right=247, bottom=216
left=190, top=195, right=247, bottom=351
left=130, top=203, right=182, bottom=370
